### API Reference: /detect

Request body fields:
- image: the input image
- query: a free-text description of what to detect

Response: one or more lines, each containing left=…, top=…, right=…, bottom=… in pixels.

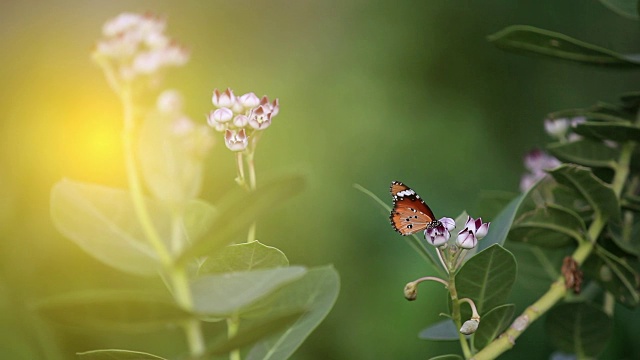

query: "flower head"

left=520, top=149, right=561, bottom=192
left=224, top=129, right=248, bottom=151
left=456, top=216, right=490, bottom=249
left=424, top=217, right=455, bottom=247
left=207, top=88, right=279, bottom=152
left=94, top=13, right=189, bottom=84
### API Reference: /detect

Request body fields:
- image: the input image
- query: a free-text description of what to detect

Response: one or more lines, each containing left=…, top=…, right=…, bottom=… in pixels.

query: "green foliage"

left=488, top=25, right=640, bottom=67
left=208, top=310, right=307, bottom=356
left=509, top=204, right=586, bottom=247
left=583, top=245, right=640, bottom=308
left=175, top=175, right=306, bottom=266
left=547, top=139, right=619, bottom=169
left=456, top=245, right=517, bottom=317
left=34, top=290, right=191, bottom=332
left=548, top=165, right=620, bottom=221
left=245, top=266, right=340, bottom=360
left=191, top=266, right=307, bottom=316
left=199, top=241, right=289, bottom=275
left=472, top=304, right=515, bottom=350
left=545, top=302, right=613, bottom=357
left=50, top=179, right=218, bottom=276
left=419, top=319, right=459, bottom=341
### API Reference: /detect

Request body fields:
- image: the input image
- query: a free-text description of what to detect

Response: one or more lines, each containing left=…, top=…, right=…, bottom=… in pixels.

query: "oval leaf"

left=246, top=266, right=340, bottom=360
left=208, top=310, right=306, bottom=356
left=574, top=122, right=640, bottom=143
left=509, top=204, right=586, bottom=247
left=456, top=245, right=516, bottom=318
left=77, top=349, right=168, bottom=360
left=583, top=245, right=640, bottom=308
left=473, top=304, right=515, bottom=350
left=545, top=302, right=612, bottom=357
left=488, top=25, right=640, bottom=67
left=548, top=165, right=620, bottom=221
left=418, top=319, right=459, bottom=341
left=547, top=139, right=619, bottom=169
left=199, top=241, right=288, bottom=275
left=34, top=290, right=190, bottom=332
left=191, top=266, right=307, bottom=316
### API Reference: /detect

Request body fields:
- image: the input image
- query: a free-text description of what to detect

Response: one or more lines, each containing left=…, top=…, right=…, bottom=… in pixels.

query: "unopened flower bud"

left=460, top=318, right=479, bottom=335
left=404, top=281, right=418, bottom=301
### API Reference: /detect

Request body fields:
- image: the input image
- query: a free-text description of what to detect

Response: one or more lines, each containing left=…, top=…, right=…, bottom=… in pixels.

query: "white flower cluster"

left=207, top=88, right=279, bottom=151
left=94, top=13, right=189, bottom=81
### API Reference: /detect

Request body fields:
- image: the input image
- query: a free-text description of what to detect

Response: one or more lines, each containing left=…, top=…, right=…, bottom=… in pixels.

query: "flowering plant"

left=43, top=13, right=338, bottom=360
left=360, top=5, right=640, bottom=359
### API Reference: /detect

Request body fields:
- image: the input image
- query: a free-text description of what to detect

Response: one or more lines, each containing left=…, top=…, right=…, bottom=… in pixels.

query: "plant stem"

left=121, top=85, right=172, bottom=267
left=448, top=272, right=472, bottom=359
left=120, top=85, right=204, bottom=357
left=227, top=314, right=241, bottom=360
left=246, top=151, right=257, bottom=243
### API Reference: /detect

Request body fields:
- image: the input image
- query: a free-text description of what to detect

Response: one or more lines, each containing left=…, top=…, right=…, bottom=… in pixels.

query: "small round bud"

left=460, top=318, right=479, bottom=335
left=404, top=282, right=418, bottom=301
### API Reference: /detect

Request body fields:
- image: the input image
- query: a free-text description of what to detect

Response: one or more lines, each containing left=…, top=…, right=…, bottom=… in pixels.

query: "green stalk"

left=449, top=272, right=472, bottom=359
left=227, top=314, right=241, bottom=360
left=120, top=85, right=204, bottom=357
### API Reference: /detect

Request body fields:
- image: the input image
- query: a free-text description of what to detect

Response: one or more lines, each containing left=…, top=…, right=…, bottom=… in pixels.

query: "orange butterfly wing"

left=389, top=181, right=436, bottom=235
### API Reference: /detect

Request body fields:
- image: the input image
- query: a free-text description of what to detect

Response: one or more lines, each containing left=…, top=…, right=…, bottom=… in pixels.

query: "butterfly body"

left=389, top=181, right=441, bottom=235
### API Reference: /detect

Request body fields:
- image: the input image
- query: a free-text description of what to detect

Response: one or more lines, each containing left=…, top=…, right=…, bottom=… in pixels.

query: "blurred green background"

left=1, top=1, right=639, bottom=359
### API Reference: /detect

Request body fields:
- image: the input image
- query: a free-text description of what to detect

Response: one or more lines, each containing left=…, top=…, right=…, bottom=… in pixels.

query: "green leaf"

left=191, top=266, right=307, bottom=316
left=34, top=290, right=190, bottom=332
left=199, top=241, right=288, bottom=275
left=50, top=179, right=216, bottom=276
left=77, top=349, right=168, bottom=359
left=477, top=194, right=525, bottom=251
left=418, top=319, right=459, bottom=341
left=583, top=246, right=640, bottom=308
left=548, top=165, right=620, bottom=221
left=246, top=266, right=340, bottom=360
left=608, top=211, right=640, bottom=256
left=208, top=310, right=306, bottom=355
left=620, top=91, right=640, bottom=110
left=473, top=304, right=515, bottom=350
left=176, top=175, right=305, bottom=266
left=574, top=121, right=640, bottom=143
left=428, top=355, right=463, bottom=360
left=547, top=139, right=619, bottom=169
left=545, top=302, right=612, bottom=357
left=456, top=245, right=517, bottom=318
left=509, top=204, right=586, bottom=247
left=599, top=0, right=640, bottom=19
left=506, top=242, right=565, bottom=293
left=488, top=25, right=640, bottom=67
left=622, top=194, right=640, bottom=212
left=50, top=180, right=160, bottom=276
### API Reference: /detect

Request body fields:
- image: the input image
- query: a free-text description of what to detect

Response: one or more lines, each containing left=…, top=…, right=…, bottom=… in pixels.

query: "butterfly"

left=389, top=181, right=441, bottom=235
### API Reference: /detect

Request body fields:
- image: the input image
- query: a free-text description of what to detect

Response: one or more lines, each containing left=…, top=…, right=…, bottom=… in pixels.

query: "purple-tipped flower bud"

left=233, top=115, right=249, bottom=128
left=239, top=92, right=260, bottom=108
left=439, top=217, right=456, bottom=231
left=425, top=221, right=450, bottom=247
left=212, top=88, right=236, bottom=108
left=456, top=228, right=477, bottom=249
left=224, top=129, right=248, bottom=151
left=208, top=108, right=233, bottom=125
